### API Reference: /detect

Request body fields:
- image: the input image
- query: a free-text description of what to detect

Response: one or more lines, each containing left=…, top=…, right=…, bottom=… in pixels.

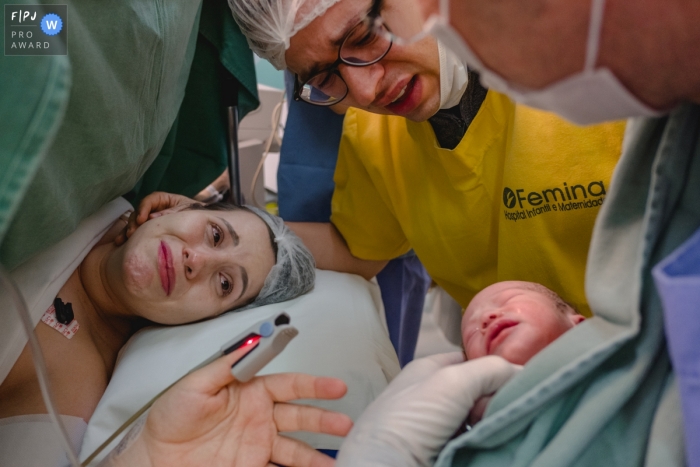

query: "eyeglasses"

left=293, top=15, right=393, bottom=106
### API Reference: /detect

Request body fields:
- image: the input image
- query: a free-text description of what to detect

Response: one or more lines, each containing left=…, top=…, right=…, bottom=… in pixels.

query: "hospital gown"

left=0, top=415, right=87, bottom=467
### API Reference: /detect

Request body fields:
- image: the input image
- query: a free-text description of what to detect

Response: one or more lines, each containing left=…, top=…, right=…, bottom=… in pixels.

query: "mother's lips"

left=486, top=320, right=518, bottom=354
left=158, top=240, right=175, bottom=296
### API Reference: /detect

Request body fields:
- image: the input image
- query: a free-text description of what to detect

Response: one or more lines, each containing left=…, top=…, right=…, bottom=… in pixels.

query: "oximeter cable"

left=0, top=264, right=82, bottom=467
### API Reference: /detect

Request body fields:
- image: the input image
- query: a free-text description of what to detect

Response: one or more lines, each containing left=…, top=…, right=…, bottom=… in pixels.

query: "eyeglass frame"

left=292, top=9, right=393, bottom=106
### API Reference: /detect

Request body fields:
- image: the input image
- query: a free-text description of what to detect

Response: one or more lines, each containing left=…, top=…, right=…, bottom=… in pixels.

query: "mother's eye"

left=211, top=224, right=223, bottom=245
left=220, top=274, right=233, bottom=296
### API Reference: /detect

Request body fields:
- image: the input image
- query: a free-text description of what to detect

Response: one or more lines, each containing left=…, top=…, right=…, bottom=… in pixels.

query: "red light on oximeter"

left=242, top=336, right=261, bottom=348
left=224, top=333, right=261, bottom=354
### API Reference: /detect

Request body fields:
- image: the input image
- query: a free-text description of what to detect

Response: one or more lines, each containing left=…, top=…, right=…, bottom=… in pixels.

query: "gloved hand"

left=335, top=353, right=521, bottom=467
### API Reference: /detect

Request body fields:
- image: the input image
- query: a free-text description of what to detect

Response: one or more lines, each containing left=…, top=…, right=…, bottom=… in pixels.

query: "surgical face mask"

left=426, top=0, right=664, bottom=125
left=437, top=40, right=469, bottom=109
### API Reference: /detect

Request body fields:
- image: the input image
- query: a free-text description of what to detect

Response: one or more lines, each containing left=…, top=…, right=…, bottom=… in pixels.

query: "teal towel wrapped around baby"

left=437, top=110, right=697, bottom=467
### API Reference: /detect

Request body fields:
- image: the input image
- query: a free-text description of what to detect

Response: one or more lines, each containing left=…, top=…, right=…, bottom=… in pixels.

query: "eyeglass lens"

left=298, top=19, right=391, bottom=105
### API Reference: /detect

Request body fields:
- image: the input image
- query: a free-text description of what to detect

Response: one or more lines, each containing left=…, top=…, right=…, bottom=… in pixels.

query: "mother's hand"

left=107, top=345, right=352, bottom=467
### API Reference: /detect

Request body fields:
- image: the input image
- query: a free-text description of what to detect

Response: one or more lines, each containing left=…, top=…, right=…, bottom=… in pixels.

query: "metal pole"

left=221, top=62, right=242, bottom=206
left=227, top=105, right=242, bottom=205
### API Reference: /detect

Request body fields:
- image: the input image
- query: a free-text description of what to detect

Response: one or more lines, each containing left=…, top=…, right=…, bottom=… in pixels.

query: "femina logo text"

left=503, top=181, right=606, bottom=209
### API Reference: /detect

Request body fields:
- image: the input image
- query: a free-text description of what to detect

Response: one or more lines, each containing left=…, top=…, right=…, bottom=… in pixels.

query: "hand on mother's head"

left=115, top=192, right=195, bottom=246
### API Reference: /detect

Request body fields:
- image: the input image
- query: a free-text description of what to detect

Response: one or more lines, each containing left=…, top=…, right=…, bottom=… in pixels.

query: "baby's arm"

left=468, top=394, right=493, bottom=426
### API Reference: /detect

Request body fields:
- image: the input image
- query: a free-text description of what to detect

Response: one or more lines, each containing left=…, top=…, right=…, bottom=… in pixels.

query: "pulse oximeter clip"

left=82, top=311, right=298, bottom=466
left=220, top=311, right=298, bottom=382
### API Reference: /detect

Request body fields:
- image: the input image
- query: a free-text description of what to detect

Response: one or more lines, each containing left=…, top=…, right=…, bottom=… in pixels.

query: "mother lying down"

left=0, top=196, right=353, bottom=467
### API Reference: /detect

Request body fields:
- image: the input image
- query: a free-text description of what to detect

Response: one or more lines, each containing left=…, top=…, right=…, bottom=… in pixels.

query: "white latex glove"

left=336, top=353, right=521, bottom=467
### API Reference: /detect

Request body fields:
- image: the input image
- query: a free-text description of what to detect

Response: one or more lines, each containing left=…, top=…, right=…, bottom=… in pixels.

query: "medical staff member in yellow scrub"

left=130, top=0, right=622, bottom=317
left=225, top=0, right=624, bottom=318
left=330, top=95, right=622, bottom=316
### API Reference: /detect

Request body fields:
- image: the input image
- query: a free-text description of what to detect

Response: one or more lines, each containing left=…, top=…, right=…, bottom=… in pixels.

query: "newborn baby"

left=462, top=280, right=585, bottom=364
left=461, top=281, right=585, bottom=423
left=334, top=280, right=584, bottom=465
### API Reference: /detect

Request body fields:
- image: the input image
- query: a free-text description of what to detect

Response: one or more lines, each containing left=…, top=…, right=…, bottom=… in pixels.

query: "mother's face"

left=106, top=208, right=275, bottom=325
left=286, top=0, right=441, bottom=122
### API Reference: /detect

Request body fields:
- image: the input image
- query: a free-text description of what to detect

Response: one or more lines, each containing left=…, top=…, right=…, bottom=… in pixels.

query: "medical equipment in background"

left=222, top=65, right=244, bottom=206
left=1, top=264, right=83, bottom=467
left=248, top=90, right=285, bottom=209
left=239, top=84, right=286, bottom=148
left=210, top=83, right=286, bottom=209
left=81, top=311, right=298, bottom=465
left=237, top=139, right=266, bottom=206
left=236, top=84, right=286, bottom=208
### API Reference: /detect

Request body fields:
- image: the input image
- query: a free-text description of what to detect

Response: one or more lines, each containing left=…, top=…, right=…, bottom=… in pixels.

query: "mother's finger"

left=178, top=340, right=257, bottom=395
left=261, top=374, right=348, bottom=403
left=135, top=192, right=190, bottom=223
left=123, top=210, right=140, bottom=239
left=274, top=403, right=353, bottom=436
left=271, top=435, right=336, bottom=467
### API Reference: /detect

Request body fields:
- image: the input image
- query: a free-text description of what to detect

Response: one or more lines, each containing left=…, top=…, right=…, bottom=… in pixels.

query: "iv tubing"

left=0, top=264, right=82, bottom=467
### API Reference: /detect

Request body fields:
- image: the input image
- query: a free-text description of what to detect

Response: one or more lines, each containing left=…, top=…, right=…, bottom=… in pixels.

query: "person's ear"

left=569, top=314, right=586, bottom=326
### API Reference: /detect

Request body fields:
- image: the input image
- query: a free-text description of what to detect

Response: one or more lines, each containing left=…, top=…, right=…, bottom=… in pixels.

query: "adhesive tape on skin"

left=205, top=184, right=219, bottom=197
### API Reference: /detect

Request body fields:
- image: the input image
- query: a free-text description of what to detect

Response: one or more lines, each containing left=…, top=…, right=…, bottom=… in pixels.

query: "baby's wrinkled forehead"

left=462, top=282, right=554, bottom=323
left=467, top=281, right=537, bottom=308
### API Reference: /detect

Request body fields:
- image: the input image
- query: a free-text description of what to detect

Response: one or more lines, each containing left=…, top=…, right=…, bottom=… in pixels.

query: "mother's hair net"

left=228, top=0, right=343, bottom=70
left=238, top=206, right=316, bottom=310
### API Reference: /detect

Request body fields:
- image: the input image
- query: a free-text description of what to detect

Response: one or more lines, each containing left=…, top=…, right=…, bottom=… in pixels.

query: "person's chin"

left=144, top=311, right=181, bottom=326
left=411, top=77, right=440, bottom=122
left=398, top=79, right=440, bottom=122
left=121, top=248, right=156, bottom=294
left=496, top=342, right=539, bottom=366
left=371, top=100, right=436, bottom=122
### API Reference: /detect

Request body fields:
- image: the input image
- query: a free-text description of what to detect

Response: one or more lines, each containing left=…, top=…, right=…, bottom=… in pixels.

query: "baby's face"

left=461, top=281, right=584, bottom=365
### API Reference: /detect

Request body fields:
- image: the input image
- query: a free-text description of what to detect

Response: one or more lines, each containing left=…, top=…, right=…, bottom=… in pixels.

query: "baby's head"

left=461, top=281, right=585, bottom=365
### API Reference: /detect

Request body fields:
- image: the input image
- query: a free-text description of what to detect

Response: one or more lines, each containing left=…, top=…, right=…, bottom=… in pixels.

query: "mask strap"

left=585, top=0, right=607, bottom=70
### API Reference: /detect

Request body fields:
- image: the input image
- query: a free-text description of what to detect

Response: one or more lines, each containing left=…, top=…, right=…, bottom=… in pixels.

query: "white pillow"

left=80, top=270, right=400, bottom=465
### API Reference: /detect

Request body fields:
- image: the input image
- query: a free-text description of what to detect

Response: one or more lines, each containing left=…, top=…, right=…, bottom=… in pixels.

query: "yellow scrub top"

left=331, top=91, right=625, bottom=316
